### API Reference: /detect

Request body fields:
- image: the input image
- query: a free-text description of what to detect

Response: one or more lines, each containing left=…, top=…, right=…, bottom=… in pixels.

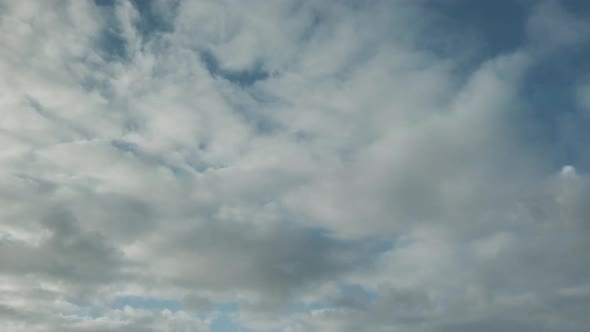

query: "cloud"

left=133, top=220, right=386, bottom=310
left=1, top=0, right=589, bottom=331
left=0, top=208, right=126, bottom=285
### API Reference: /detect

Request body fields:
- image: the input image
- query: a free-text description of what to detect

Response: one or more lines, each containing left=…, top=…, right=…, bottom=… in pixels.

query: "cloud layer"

left=1, top=0, right=590, bottom=331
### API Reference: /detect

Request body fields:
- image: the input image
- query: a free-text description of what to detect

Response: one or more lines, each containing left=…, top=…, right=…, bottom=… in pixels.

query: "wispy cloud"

left=1, top=0, right=590, bottom=331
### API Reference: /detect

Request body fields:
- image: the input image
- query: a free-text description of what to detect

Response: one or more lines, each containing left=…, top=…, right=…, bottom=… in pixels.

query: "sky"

left=1, top=0, right=590, bottom=331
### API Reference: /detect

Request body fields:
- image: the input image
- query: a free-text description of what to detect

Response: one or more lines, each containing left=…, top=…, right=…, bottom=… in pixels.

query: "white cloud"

left=1, top=0, right=589, bottom=331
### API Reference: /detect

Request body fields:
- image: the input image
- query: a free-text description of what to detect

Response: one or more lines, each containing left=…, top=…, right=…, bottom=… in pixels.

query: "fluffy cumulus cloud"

left=1, top=0, right=590, bottom=331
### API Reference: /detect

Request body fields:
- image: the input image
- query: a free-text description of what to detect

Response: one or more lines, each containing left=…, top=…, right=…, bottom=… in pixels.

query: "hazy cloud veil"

left=1, top=0, right=590, bottom=331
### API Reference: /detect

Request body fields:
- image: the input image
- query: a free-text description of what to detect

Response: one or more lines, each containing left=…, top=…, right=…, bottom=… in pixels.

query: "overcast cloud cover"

left=1, top=0, right=590, bottom=331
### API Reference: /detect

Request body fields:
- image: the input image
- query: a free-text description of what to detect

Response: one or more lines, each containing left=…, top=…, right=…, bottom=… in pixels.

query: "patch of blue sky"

left=561, top=0, right=590, bottom=17
left=214, top=302, right=240, bottom=313
left=93, top=0, right=115, bottom=7
left=211, top=314, right=254, bottom=332
left=94, top=0, right=176, bottom=38
left=520, top=43, right=590, bottom=171
left=430, top=0, right=527, bottom=56
left=130, top=0, right=177, bottom=39
left=92, top=2, right=129, bottom=62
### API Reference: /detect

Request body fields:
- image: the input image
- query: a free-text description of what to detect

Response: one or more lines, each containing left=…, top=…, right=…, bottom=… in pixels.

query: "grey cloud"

left=1, top=0, right=590, bottom=331
left=199, top=49, right=269, bottom=87
left=0, top=208, right=127, bottom=287
left=142, top=221, right=386, bottom=309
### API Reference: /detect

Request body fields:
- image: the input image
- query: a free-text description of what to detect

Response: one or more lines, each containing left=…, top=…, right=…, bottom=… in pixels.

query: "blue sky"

left=1, top=0, right=590, bottom=331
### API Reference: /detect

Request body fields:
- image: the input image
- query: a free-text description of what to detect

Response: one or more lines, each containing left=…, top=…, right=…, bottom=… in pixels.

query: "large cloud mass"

left=1, top=0, right=590, bottom=331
